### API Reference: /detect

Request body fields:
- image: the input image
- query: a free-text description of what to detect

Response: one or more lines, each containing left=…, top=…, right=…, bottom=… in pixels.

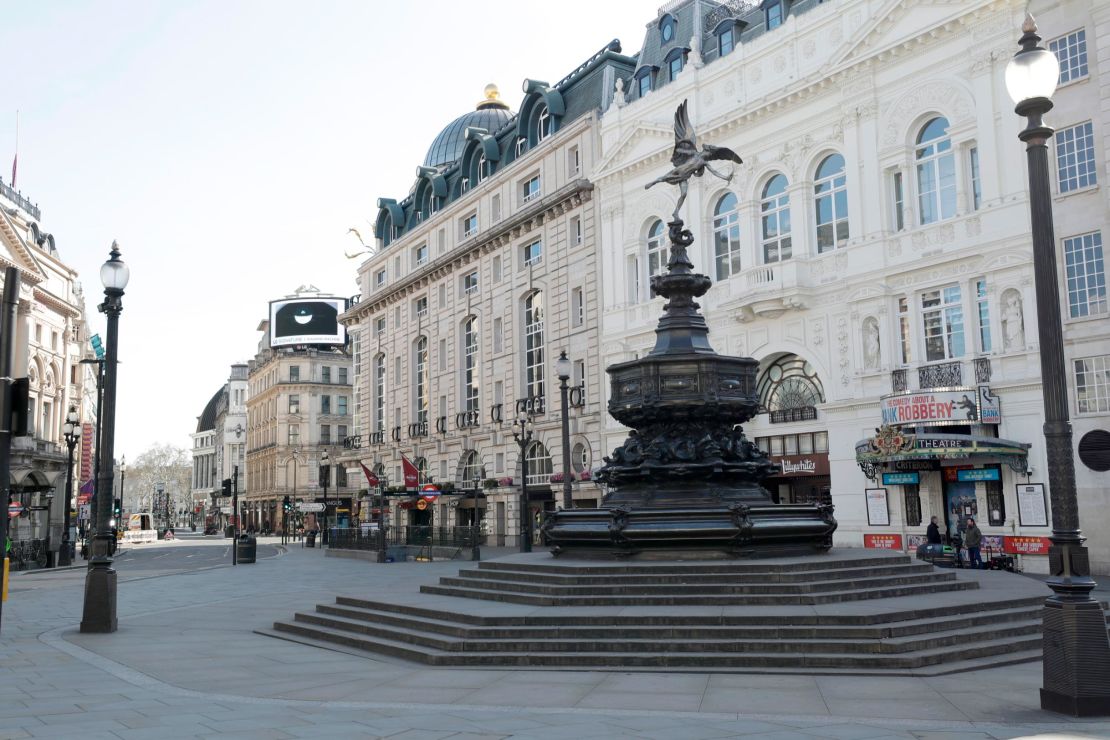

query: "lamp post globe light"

left=512, top=411, right=534, bottom=553
left=60, top=406, right=80, bottom=567
left=556, top=351, right=574, bottom=512
left=321, top=449, right=330, bottom=545
left=1006, top=14, right=1110, bottom=716
left=80, top=241, right=129, bottom=634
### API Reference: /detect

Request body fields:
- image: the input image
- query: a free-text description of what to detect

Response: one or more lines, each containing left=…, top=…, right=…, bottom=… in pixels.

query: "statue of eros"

left=645, top=99, right=743, bottom=222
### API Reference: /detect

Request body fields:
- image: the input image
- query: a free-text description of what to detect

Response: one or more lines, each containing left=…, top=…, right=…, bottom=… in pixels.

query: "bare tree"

left=124, top=444, right=191, bottom=523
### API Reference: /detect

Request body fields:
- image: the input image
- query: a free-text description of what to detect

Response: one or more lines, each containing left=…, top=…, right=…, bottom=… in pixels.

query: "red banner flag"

left=400, top=453, right=420, bottom=489
left=359, top=461, right=379, bottom=488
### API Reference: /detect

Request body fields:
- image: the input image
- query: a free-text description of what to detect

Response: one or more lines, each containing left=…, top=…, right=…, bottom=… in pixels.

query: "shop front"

left=763, top=452, right=831, bottom=505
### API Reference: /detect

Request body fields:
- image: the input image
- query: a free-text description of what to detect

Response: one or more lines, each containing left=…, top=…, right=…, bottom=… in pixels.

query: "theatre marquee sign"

left=880, top=386, right=1000, bottom=427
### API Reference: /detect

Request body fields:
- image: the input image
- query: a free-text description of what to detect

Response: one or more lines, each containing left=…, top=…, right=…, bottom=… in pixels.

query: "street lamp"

left=320, top=449, right=330, bottom=545
left=556, top=351, right=574, bottom=511
left=377, top=470, right=389, bottom=563
left=80, top=241, right=129, bottom=634
left=512, top=411, right=534, bottom=553
left=60, top=406, right=79, bottom=567
left=1006, top=13, right=1110, bottom=716
left=470, top=467, right=482, bottom=561
left=118, top=456, right=126, bottom=545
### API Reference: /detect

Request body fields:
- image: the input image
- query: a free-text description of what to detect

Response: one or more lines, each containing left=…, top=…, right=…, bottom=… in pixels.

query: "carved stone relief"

left=862, top=316, right=880, bottom=370
left=1001, top=288, right=1025, bottom=351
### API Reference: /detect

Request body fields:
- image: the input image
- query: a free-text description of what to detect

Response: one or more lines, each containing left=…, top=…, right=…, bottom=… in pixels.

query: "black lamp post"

left=512, top=411, right=534, bottom=553
left=1006, top=13, right=1110, bottom=717
left=80, top=241, right=128, bottom=634
left=320, top=449, right=330, bottom=545
left=556, top=352, right=574, bottom=511
left=118, top=456, right=125, bottom=546
left=377, top=471, right=389, bottom=563
left=470, top=468, right=481, bottom=561
left=60, top=406, right=79, bottom=567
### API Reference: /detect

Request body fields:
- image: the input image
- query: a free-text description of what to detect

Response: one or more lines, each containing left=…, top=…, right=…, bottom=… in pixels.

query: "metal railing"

left=329, top=525, right=482, bottom=552
left=0, top=177, right=41, bottom=221
left=769, top=406, right=817, bottom=424
left=918, top=361, right=963, bottom=389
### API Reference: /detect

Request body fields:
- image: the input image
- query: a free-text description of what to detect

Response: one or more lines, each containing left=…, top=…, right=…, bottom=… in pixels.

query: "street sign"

left=219, top=506, right=233, bottom=514
left=79, top=504, right=91, bottom=520
left=296, top=502, right=325, bottom=512
left=7, top=502, right=23, bottom=518
left=420, top=484, right=440, bottom=500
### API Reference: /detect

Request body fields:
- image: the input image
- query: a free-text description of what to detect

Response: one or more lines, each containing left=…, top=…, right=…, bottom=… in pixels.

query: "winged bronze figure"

left=645, top=100, right=743, bottom=221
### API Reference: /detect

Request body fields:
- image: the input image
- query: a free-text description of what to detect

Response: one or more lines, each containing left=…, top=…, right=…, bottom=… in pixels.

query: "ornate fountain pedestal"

left=542, top=220, right=836, bottom=558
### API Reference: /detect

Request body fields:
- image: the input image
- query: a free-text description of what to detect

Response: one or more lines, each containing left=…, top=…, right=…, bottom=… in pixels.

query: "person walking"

left=964, top=517, right=983, bottom=569
left=926, top=516, right=942, bottom=545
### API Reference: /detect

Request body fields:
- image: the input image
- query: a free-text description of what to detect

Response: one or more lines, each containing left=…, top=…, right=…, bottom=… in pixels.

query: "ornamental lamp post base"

left=79, top=561, right=118, bottom=633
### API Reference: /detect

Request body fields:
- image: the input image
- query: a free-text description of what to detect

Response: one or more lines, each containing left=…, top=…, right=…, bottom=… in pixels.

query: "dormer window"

left=665, top=49, right=685, bottom=82
left=718, top=26, right=735, bottom=56
left=516, top=137, right=526, bottom=157
left=765, top=0, right=784, bottom=30
left=537, top=107, right=551, bottom=142
left=636, top=69, right=653, bottom=97
left=461, top=177, right=470, bottom=194
left=477, top=153, right=489, bottom=183
left=660, top=14, right=675, bottom=44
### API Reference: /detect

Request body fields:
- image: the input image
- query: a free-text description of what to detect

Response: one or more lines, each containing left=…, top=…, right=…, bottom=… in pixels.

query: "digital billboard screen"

left=269, top=297, right=346, bottom=348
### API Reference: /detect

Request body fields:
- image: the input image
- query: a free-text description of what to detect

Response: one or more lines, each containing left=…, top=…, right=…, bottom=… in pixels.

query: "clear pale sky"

left=0, top=1, right=649, bottom=461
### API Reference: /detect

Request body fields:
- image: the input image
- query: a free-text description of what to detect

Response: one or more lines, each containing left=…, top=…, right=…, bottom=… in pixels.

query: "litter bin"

left=305, top=531, right=316, bottom=548
left=225, top=525, right=234, bottom=538
left=236, top=534, right=257, bottom=564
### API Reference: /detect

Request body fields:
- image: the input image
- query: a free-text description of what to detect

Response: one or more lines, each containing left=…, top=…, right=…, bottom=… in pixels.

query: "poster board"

left=1016, top=483, right=1048, bottom=526
left=865, top=488, right=890, bottom=526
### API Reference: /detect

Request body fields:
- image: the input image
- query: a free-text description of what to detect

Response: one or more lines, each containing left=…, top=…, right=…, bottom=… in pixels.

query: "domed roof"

left=196, top=386, right=226, bottom=434
left=423, top=84, right=513, bottom=168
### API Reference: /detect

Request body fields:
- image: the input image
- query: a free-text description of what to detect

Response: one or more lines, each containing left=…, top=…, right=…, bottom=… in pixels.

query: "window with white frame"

left=525, top=441, right=553, bottom=486
left=338, top=396, right=348, bottom=415
left=814, top=154, right=849, bottom=252
left=921, top=286, right=965, bottom=361
left=891, top=170, right=905, bottom=231
left=897, top=297, right=912, bottom=365
left=1065, top=231, right=1107, bottom=318
left=515, top=137, right=526, bottom=157
left=570, top=216, right=582, bottom=246
left=477, top=153, right=489, bottom=183
left=413, top=296, right=428, bottom=319
left=375, top=316, right=386, bottom=336
left=461, top=212, right=478, bottom=238
left=375, top=269, right=387, bottom=289
left=463, top=317, right=479, bottom=413
left=571, top=287, right=584, bottom=327
left=766, top=0, right=783, bottom=29
left=524, top=292, right=545, bottom=400
left=1050, top=29, right=1088, bottom=85
left=916, top=117, right=956, bottom=225
left=760, top=174, right=792, bottom=263
left=288, top=395, right=300, bottom=414
left=568, top=145, right=580, bottom=176
left=461, top=450, right=482, bottom=486
left=1075, top=355, right=1110, bottom=413
left=647, top=219, right=666, bottom=294
left=288, top=424, right=300, bottom=445
left=523, top=239, right=542, bottom=266
left=637, top=71, right=651, bottom=97
left=522, top=175, right=541, bottom=204
left=718, top=26, right=735, bottom=57
left=462, top=270, right=479, bottom=296
left=1056, top=122, right=1097, bottom=193
left=969, top=147, right=982, bottom=211
left=975, top=278, right=991, bottom=353
left=413, top=337, right=428, bottom=426
left=413, top=243, right=428, bottom=267
left=374, top=354, right=385, bottom=431
left=713, top=192, right=742, bottom=279
left=537, top=108, right=551, bottom=142
left=628, top=254, right=641, bottom=304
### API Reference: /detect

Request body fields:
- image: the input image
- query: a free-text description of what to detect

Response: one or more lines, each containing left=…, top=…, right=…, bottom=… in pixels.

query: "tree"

left=124, top=444, right=191, bottom=525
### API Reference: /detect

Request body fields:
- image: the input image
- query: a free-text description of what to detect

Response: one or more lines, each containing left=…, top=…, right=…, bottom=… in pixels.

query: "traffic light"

left=282, top=495, right=291, bottom=513
left=222, top=478, right=232, bottom=496
left=113, top=498, right=121, bottom=517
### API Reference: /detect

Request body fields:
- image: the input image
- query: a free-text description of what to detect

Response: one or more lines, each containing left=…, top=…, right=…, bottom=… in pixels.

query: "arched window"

left=712, top=193, right=741, bottom=279
left=525, top=441, right=553, bottom=486
left=460, top=450, right=482, bottom=486
left=524, top=292, right=545, bottom=400
left=916, top=117, right=955, bottom=225
left=413, top=337, right=428, bottom=427
left=647, top=220, right=667, bottom=296
left=814, top=154, right=848, bottom=253
left=476, top=153, right=489, bottom=183
left=757, top=354, right=825, bottom=421
left=537, top=107, right=551, bottom=142
left=761, top=174, right=792, bottom=263
left=382, top=215, right=395, bottom=247
left=462, top=317, right=479, bottom=412
left=374, top=353, right=386, bottom=432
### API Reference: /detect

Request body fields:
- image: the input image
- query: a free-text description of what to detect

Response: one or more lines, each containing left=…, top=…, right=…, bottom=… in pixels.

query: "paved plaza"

left=2, top=539, right=1110, bottom=739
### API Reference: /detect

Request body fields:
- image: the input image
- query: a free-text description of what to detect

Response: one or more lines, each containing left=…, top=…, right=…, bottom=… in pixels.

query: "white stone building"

left=595, top=0, right=1109, bottom=572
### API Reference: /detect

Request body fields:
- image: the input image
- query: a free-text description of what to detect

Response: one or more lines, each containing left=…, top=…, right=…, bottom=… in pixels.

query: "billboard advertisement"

left=269, top=297, right=346, bottom=348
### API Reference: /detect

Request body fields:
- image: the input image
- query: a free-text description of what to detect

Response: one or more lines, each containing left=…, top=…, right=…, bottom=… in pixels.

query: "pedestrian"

left=964, top=517, right=983, bottom=569
left=926, top=516, right=942, bottom=545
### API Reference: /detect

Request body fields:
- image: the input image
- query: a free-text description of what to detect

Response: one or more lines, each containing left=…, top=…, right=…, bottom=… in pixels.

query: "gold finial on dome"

left=476, top=83, right=510, bottom=111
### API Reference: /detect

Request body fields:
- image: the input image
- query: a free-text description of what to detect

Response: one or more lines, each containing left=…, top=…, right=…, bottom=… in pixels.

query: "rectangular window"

left=1056, top=122, right=1097, bottom=193
left=494, top=380, right=503, bottom=407
left=969, top=147, right=981, bottom=211
left=414, top=244, right=428, bottom=267
left=571, top=287, right=584, bottom=327
left=338, top=367, right=347, bottom=385
left=393, top=306, right=401, bottom=329
left=628, top=255, right=641, bottom=304
left=492, top=255, right=502, bottom=283
left=321, top=395, right=331, bottom=414
left=1064, top=232, right=1107, bottom=318
left=770, top=436, right=784, bottom=455
left=523, top=239, right=542, bottom=266
left=463, top=271, right=479, bottom=296
left=491, top=194, right=501, bottom=222
left=515, top=137, right=526, bottom=157
left=1050, top=29, right=1088, bottom=85
left=573, top=359, right=585, bottom=390
left=570, top=216, right=582, bottom=246
left=394, top=255, right=401, bottom=277
left=766, top=0, right=783, bottom=29
left=289, top=365, right=300, bottom=382
left=798, top=433, right=814, bottom=455
left=718, top=28, right=734, bottom=57
left=439, top=338, right=446, bottom=371
left=814, top=431, right=828, bottom=453
left=338, top=424, right=348, bottom=440
left=437, top=228, right=446, bottom=254
left=288, top=395, right=300, bottom=414
left=336, top=465, right=347, bottom=488
left=1074, top=355, right=1110, bottom=413
left=495, top=452, right=504, bottom=474
left=493, top=317, right=503, bottom=353
left=668, top=54, right=683, bottom=81
left=338, top=396, right=348, bottom=415
left=375, top=316, right=386, bottom=336
left=522, top=175, right=541, bottom=204
left=322, top=366, right=331, bottom=384
left=568, top=145, right=580, bottom=176
left=892, top=171, right=905, bottom=231
left=288, top=425, right=299, bottom=445
left=320, top=424, right=331, bottom=444
left=394, top=356, right=401, bottom=384
left=976, top=278, right=991, bottom=353
left=898, top=297, right=911, bottom=365
left=413, top=296, right=428, bottom=319
left=638, top=73, right=651, bottom=97
left=461, top=213, right=478, bottom=239
left=375, top=269, right=387, bottom=289
left=921, top=286, right=965, bottom=361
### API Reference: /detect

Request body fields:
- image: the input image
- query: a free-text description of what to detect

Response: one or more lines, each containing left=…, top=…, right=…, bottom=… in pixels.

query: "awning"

left=855, top=428, right=1029, bottom=480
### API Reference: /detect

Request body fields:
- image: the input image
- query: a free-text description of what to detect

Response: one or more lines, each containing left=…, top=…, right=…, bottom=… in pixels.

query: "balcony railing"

left=342, top=435, right=362, bottom=450
left=391, top=426, right=401, bottom=442
left=436, top=416, right=448, bottom=434
left=456, top=409, right=480, bottom=429
left=769, top=406, right=817, bottom=424
left=407, top=421, right=429, bottom=439
left=369, top=430, right=385, bottom=445
left=568, top=384, right=586, bottom=408
left=490, top=404, right=503, bottom=424
left=918, top=361, right=962, bottom=389
left=0, top=177, right=41, bottom=221
left=515, top=395, right=545, bottom=416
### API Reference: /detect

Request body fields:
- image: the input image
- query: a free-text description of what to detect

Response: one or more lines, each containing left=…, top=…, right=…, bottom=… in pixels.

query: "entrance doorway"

left=943, top=480, right=977, bottom=540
